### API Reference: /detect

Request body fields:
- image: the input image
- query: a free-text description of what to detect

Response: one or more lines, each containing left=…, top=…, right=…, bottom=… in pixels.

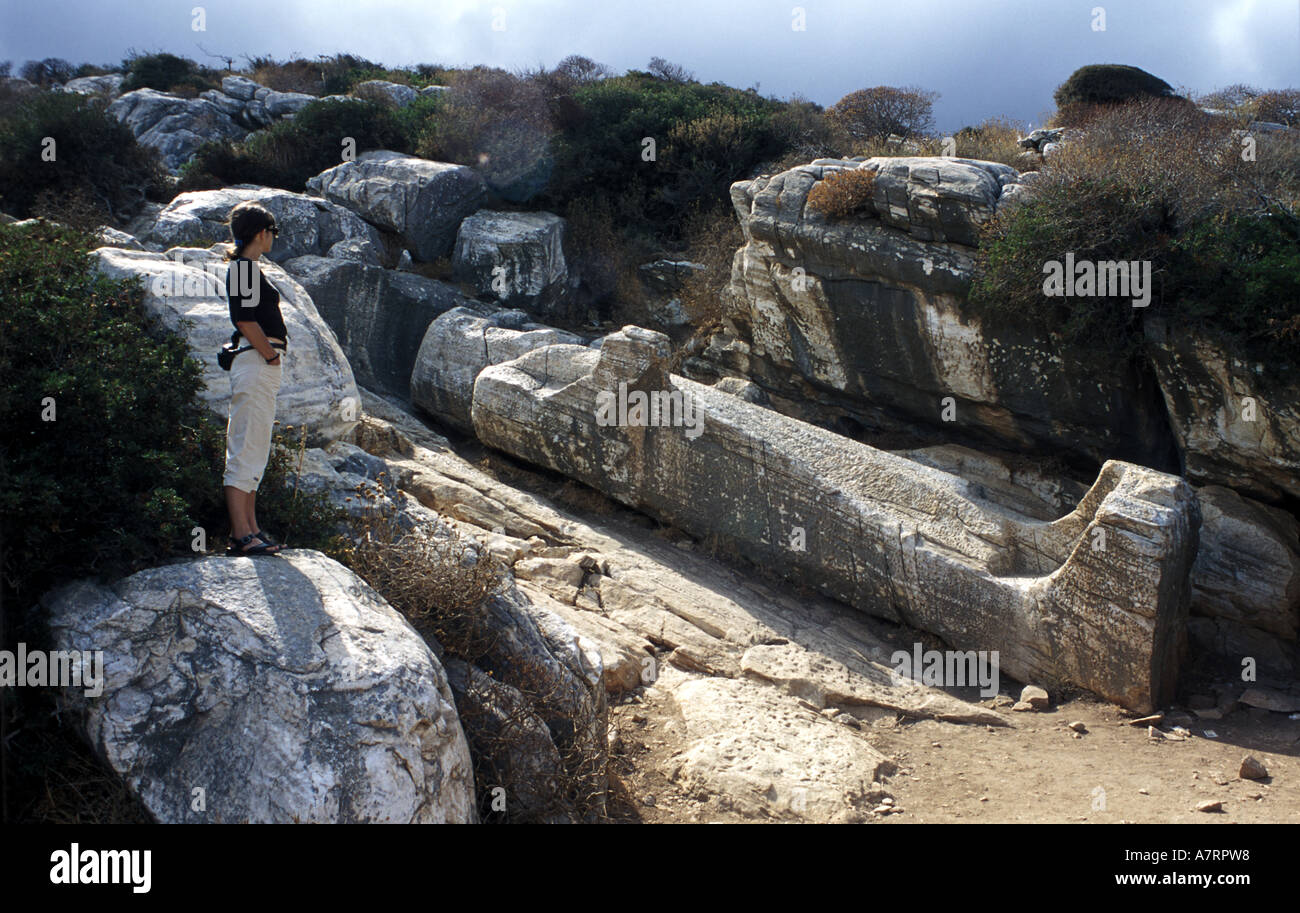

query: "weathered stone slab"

left=411, top=306, right=582, bottom=432
left=471, top=326, right=1199, bottom=712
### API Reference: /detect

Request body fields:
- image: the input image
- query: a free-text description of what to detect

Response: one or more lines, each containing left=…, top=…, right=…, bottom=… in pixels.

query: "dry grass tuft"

left=806, top=167, right=878, bottom=219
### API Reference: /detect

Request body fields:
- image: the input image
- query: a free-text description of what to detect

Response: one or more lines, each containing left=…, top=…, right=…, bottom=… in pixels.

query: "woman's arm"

left=235, top=321, right=279, bottom=361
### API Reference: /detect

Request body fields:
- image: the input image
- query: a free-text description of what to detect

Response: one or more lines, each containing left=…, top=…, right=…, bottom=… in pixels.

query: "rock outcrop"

left=351, top=80, right=419, bottom=107
left=93, top=246, right=361, bottom=443
left=467, top=326, right=1199, bottom=712
left=451, top=210, right=569, bottom=315
left=1145, top=318, right=1300, bottom=503
left=140, top=187, right=386, bottom=266
left=59, top=74, right=125, bottom=98
left=43, top=550, right=477, bottom=823
left=283, top=255, right=475, bottom=396
left=108, top=88, right=248, bottom=172
left=718, top=157, right=1178, bottom=471
left=306, top=150, right=487, bottom=261
left=1190, top=486, right=1300, bottom=642
left=206, top=76, right=315, bottom=128
left=411, top=307, right=583, bottom=432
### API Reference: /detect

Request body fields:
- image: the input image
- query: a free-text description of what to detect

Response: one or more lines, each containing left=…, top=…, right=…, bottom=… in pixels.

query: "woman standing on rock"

left=222, top=201, right=288, bottom=555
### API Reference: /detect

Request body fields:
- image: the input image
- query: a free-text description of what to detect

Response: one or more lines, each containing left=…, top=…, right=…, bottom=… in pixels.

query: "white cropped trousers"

left=223, top=346, right=284, bottom=493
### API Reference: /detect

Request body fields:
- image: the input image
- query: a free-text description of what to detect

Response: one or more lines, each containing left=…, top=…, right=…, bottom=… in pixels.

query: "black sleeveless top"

left=227, top=257, right=289, bottom=341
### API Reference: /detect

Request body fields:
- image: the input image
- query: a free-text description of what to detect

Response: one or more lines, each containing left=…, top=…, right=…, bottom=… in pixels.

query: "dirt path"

left=606, top=683, right=1299, bottom=823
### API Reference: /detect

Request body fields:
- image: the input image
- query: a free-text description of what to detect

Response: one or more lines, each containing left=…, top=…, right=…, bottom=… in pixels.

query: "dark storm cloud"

left=3, top=0, right=1297, bottom=129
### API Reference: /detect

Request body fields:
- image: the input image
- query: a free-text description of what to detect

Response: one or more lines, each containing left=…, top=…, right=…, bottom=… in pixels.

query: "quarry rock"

left=42, top=550, right=477, bottom=823
left=306, top=150, right=487, bottom=261
left=470, top=326, right=1199, bottom=712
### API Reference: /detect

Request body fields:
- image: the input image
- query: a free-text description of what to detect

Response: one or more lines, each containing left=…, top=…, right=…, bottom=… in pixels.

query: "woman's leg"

left=224, top=352, right=278, bottom=551
left=225, top=485, right=253, bottom=537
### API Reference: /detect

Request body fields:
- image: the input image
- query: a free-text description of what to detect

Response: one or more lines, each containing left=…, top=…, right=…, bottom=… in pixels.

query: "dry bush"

left=415, top=66, right=554, bottom=201
left=1040, top=97, right=1260, bottom=215
left=340, top=505, right=608, bottom=822
left=248, top=58, right=332, bottom=95
left=827, top=86, right=938, bottom=142
left=563, top=191, right=651, bottom=323
left=340, top=509, right=507, bottom=661
left=951, top=116, right=1028, bottom=167
left=972, top=95, right=1300, bottom=371
left=672, top=201, right=744, bottom=333
left=806, top=167, right=878, bottom=218
left=1249, top=89, right=1300, bottom=126
left=30, top=185, right=112, bottom=231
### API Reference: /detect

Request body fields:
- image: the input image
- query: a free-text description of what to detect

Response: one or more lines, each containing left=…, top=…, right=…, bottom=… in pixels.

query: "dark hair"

left=224, top=201, right=277, bottom=260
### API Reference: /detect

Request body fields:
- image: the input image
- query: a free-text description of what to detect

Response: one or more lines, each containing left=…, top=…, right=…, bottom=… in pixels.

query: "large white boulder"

left=93, top=246, right=361, bottom=444
left=59, top=74, right=125, bottom=98
left=140, top=186, right=386, bottom=266
left=307, top=150, right=487, bottom=261
left=411, top=306, right=582, bottom=431
left=452, top=210, right=569, bottom=313
left=43, top=549, right=477, bottom=823
left=351, top=79, right=419, bottom=107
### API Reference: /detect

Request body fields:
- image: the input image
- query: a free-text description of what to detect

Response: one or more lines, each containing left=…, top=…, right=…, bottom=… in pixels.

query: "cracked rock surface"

left=43, top=550, right=476, bottom=824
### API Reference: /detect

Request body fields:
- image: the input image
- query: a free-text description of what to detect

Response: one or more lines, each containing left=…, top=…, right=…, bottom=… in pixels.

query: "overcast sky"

left=4, top=0, right=1298, bottom=130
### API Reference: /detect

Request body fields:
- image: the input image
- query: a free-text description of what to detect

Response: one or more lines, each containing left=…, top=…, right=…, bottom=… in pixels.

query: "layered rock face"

left=93, top=246, right=360, bottom=444
left=1145, top=318, right=1300, bottom=503
left=719, top=156, right=1300, bottom=508
left=306, top=150, right=487, bottom=261
left=43, top=550, right=477, bottom=823
left=469, top=326, right=1199, bottom=712
left=719, top=156, right=1178, bottom=470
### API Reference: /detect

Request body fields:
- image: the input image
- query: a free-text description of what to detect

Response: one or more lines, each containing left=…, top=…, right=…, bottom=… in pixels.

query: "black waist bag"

left=218, top=331, right=284, bottom=370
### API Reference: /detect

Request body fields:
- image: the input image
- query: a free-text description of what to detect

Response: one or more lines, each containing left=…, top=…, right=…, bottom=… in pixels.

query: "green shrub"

left=0, top=90, right=166, bottom=223
left=655, top=111, right=778, bottom=211
left=0, top=220, right=344, bottom=605
left=763, top=95, right=849, bottom=167
left=120, top=52, right=217, bottom=94
left=543, top=73, right=788, bottom=239
left=18, top=58, right=76, bottom=87
left=1053, top=64, right=1177, bottom=109
left=182, top=98, right=409, bottom=192
left=414, top=67, right=554, bottom=202
left=969, top=98, right=1299, bottom=380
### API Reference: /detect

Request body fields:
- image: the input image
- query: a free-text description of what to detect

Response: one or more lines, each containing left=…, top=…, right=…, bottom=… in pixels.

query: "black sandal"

left=227, top=533, right=281, bottom=556
left=255, top=529, right=280, bottom=547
